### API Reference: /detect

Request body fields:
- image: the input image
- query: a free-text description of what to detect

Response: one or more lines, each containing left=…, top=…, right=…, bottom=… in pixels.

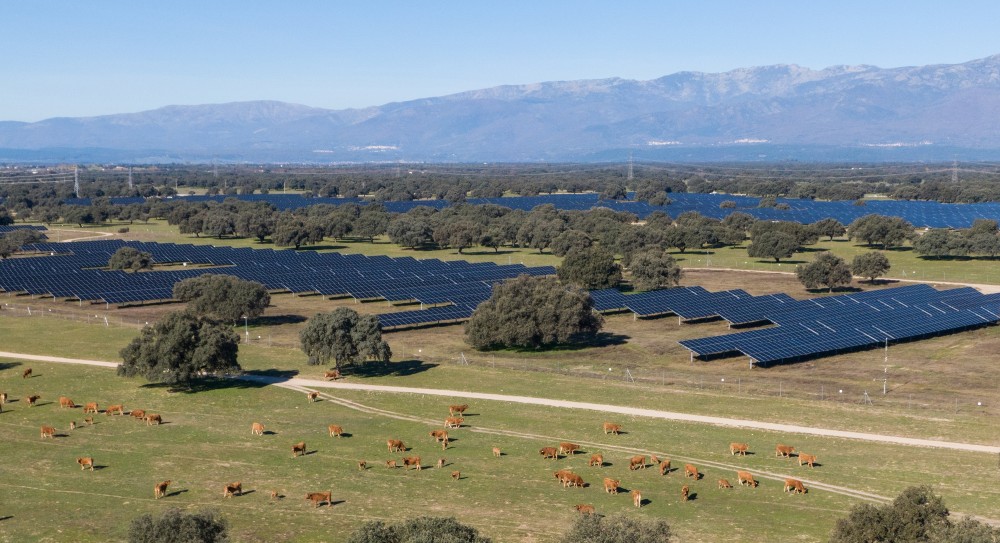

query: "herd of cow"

left=12, top=366, right=818, bottom=514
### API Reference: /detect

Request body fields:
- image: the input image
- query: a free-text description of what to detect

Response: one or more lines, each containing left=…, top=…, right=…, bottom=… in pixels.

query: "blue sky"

left=4, top=1, right=1000, bottom=121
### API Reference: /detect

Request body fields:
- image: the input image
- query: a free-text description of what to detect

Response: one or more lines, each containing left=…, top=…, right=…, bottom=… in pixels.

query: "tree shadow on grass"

left=348, top=360, right=437, bottom=378
left=503, top=332, right=630, bottom=354
left=255, top=314, right=307, bottom=326
left=0, top=362, right=23, bottom=372
left=140, top=369, right=299, bottom=393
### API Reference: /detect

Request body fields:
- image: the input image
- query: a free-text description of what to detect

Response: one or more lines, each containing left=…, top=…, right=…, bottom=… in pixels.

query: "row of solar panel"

left=65, top=191, right=1000, bottom=228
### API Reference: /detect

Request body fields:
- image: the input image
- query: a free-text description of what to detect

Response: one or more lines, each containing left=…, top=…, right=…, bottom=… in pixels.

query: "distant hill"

left=3, top=55, right=1000, bottom=163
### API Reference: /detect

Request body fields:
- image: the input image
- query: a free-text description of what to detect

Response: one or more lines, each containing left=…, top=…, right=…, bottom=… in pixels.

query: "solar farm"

left=70, top=191, right=1000, bottom=227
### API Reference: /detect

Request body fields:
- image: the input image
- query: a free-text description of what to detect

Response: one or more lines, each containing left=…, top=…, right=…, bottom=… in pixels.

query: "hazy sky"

left=4, top=1, right=1000, bottom=121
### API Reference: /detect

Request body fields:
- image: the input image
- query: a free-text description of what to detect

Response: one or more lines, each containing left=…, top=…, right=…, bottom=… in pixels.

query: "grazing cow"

left=681, top=485, right=690, bottom=501
left=441, top=437, right=449, bottom=450
left=659, top=460, right=672, bottom=475
left=574, top=504, right=596, bottom=515
left=730, top=442, right=749, bottom=456
left=602, top=422, right=621, bottom=435
left=154, top=480, right=171, bottom=499
left=22, top=367, right=32, bottom=379
left=59, top=396, right=75, bottom=409
left=718, top=479, right=733, bottom=489
left=603, top=478, right=620, bottom=494
left=737, top=471, right=758, bottom=488
left=554, top=470, right=574, bottom=486
left=629, top=455, right=646, bottom=470
left=324, top=369, right=341, bottom=380
left=448, top=404, right=469, bottom=417
left=223, top=482, right=242, bottom=498
left=145, top=414, right=162, bottom=426
left=650, top=455, right=660, bottom=464
left=292, top=441, right=307, bottom=458
left=270, top=490, right=279, bottom=500
left=437, top=458, right=445, bottom=469
left=69, top=421, right=76, bottom=430
left=251, top=422, right=264, bottom=435
left=83, top=402, right=98, bottom=414
left=358, top=460, right=367, bottom=470
left=402, top=456, right=421, bottom=470
left=387, top=439, right=405, bottom=453
left=564, top=474, right=585, bottom=488
left=130, top=409, right=146, bottom=421
left=429, top=429, right=449, bottom=443
left=684, top=464, right=699, bottom=479
left=784, top=478, right=807, bottom=494
left=539, top=447, right=559, bottom=460
left=632, top=490, right=642, bottom=508
left=451, top=470, right=461, bottom=480
left=25, top=395, right=40, bottom=407
left=84, top=417, right=94, bottom=425
left=385, top=460, right=397, bottom=469
left=444, top=417, right=464, bottom=428
left=558, top=442, right=581, bottom=456
left=0, top=392, right=6, bottom=405
left=589, top=454, right=604, bottom=467
left=306, top=391, right=319, bottom=402
left=775, top=444, right=795, bottom=458
left=105, top=404, right=124, bottom=416
left=306, top=491, right=332, bottom=507
left=40, top=425, right=55, bottom=439
left=798, top=453, right=817, bottom=468
left=328, top=424, right=344, bottom=438
left=492, top=447, right=501, bottom=458
left=77, top=457, right=94, bottom=471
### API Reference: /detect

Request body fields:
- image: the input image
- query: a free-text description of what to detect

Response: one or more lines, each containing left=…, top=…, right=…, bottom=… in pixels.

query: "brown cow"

left=602, top=422, right=621, bottom=435
left=603, top=478, right=620, bottom=494
left=448, top=404, right=469, bottom=416
left=684, top=464, right=699, bottom=479
left=632, top=489, right=642, bottom=508
left=589, top=454, right=604, bottom=467
left=444, top=417, right=464, bottom=428
left=563, top=473, right=585, bottom=488
left=77, top=457, right=94, bottom=471
left=574, top=504, right=596, bottom=515
left=437, top=458, right=445, bottom=469
left=441, top=437, right=449, bottom=450
left=292, top=441, right=307, bottom=458
left=25, top=394, right=40, bottom=407
left=40, top=425, right=55, bottom=439
left=69, top=421, right=76, bottom=430
left=539, top=447, right=559, bottom=460
left=628, top=455, right=646, bottom=470
left=22, top=367, right=32, bottom=379
left=650, top=454, right=660, bottom=464
left=402, top=456, right=421, bottom=470
left=558, top=442, right=581, bottom=456
left=324, top=369, right=341, bottom=380
left=223, top=482, right=242, bottom=497
left=358, top=460, right=367, bottom=470
left=328, top=424, right=344, bottom=437
left=306, top=491, right=332, bottom=507
left=0, top=392, right=6, bottom=405
left=306, top=391, right=319, bottom=402
left=145, top=414, right=162, bottom=426
left=385, top=460, right=397, bottom=469
left=270, top=490, right=279, bottom=500
left=154, top=480, right=171, bottom=499
left=775, top=444, right=795, bottom=458
left=718, top=479, right=733, bottom=489
left=387, top=439, right=405, bottom=453
left=659, top=459, right=672, bottom=475
left=429, top=429, right=449, bottom=443
left=730, top=442, right=749, bottom=456
left=737, top=471, right=758, bottom=488
left=681, top=485, right=690, bottom=501
left=492, top=447, right=502, bottom=458
left=83, top=402, right=98, bottom=414
left=451, top=470, right=461, bottom=480
left=554, top=469, right=574, bottom=485
left=251, top=422, right=264, bottom=435
left=130, top=409, right=146, bottom=421
left=798, top=453, right=817, bottom=468
left=83, top=417, right=94, bottom=425
left=59, top=396, right=75, bottom=409
left=784, top=478, right=807, bottom=494
left=105, top=404, right=124, bottom=416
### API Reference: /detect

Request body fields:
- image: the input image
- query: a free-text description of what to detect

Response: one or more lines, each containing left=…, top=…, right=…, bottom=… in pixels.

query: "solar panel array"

left=67, top=192, right=1000, bottom=228
left=0, top=241, right=555, bottom=325
left=679, top=284, right=1000, bottom=365
left=0, top=224, right=48, bottom=237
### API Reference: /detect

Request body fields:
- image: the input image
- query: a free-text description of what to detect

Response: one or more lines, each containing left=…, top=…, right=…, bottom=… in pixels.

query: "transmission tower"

left=627, top=153, right=634, bottom=181
left=74, top=165, right=79, bottom=196
left=952, top=160, right=958, bottom=183
left=128, top=166, right=133, bottom=189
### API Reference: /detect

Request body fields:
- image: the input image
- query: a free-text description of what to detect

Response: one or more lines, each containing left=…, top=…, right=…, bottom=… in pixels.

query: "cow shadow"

left=165, top=489, right=189, bottom=498
left=92, top=465, right=109, bottom=471
left=686, top=492, right=698, bottom=501
left=240, top=490, right=256, bottom=496
left=805, top=462, right=823, bottom=468
left=53, top=432, right=70, bottom=438
left=334, top=432, right=353, bottom=438
left=329, top=500, right=346, bottom=507
left=0, top=515, right=11, bottom=521
left=638, top=498, right=650, bottom=507
left=303, top=450, right=318, bottom=456
left=262, top=430, right=277, bottom=436
left=33, top=401, right=53, bottom=407
left=616, top=485, right=632, bottom=494
left=349, top=360, right=437, bottom=378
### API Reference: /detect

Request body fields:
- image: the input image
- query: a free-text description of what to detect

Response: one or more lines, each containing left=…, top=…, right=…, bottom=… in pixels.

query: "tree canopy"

left=796, top=251, right=852, bottom=291
left=465, top=275, right=603, bottom=350
left=108, top=246, right=153, bottom=272
left=560, top=513, right=672, bottom=543
left=128, top=508, right=229, bottom=543
left=299, top=307, right=392, bottom=368
left=173, top=274, right=271, bottom=323
left=118, top=311, right=241, bottom=385
left=557, top=246, right=622, bottom=290
left=628, top=248, right=683, bottom=291
left=347, top=516, right=492, bottom=543
left=849, top=214, right=914, bottom=250
left=747, top=231, right=799, bottom=262
left=851, top=251, right=891, bottom=283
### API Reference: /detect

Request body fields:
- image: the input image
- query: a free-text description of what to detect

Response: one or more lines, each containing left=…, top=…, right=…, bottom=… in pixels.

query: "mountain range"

left=4, top=55, right=1000, bottom=163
